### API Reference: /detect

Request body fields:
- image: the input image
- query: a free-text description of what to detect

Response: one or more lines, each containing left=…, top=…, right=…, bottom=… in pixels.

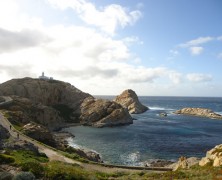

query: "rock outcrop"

left=199, top=144, right=222, bottom=167
left=167, top=156, right=199, bottom=171
left=174, top=108, right=222, bottom=119
left=80, top=97, right=133, bottom=127
left=0, top=78, right=133, bottom=128
left=0, top=125, right=10, bottom=149
left=114, top=89, right=148, bottom=114
left=2, top=96, right=65, bottom=131
left=21, top=122, right=57, bottom=147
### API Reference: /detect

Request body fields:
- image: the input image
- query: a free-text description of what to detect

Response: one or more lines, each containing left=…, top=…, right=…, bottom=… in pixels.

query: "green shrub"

left=45, top=161, right=94, bottom=180
left=20, top=160, right=44, bottom=178
left=0, top=153, right=15, bottom=164
left=11, top=150, right=48, bottom=164
left=13, top=172, right=35, bottom=180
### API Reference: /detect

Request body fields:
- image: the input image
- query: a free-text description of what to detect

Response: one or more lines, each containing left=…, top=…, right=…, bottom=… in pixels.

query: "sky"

left=0, top=0, right=222, bottom=96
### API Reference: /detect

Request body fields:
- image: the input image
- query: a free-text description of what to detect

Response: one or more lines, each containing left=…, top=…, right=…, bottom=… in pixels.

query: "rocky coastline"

left=0, top=78, right=133, bottom=129
left=1, top=77, right=222, bottom=175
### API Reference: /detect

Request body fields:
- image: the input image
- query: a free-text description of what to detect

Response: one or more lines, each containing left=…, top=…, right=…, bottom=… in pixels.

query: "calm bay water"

left=64, top=96, right=222, bottom=166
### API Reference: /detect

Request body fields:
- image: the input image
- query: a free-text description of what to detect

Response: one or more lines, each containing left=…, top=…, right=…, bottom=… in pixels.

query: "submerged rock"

left=174, top=108, right=222, bottom=120
left=159, top=112, right=167, bottom=117
left=114, top=89, right=148, bottom=114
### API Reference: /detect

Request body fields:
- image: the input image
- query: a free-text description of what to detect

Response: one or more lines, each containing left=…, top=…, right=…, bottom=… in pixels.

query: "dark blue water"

left=64, top=96, right=222, bottom=166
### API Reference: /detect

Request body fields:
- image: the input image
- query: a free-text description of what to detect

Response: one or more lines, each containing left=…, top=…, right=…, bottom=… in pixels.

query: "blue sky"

left=0, top=0, right=222, bottom=96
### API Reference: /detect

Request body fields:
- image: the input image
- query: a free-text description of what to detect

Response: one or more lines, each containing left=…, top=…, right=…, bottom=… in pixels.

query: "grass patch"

left=45, top=161, right=94, bottom=180
left=0, top=153, right=15, bottom=164
left=10, top=150, right=48, bottom=164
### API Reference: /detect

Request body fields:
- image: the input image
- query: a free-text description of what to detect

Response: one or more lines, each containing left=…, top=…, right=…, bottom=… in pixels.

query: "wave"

left=216, top=111, right=222, bottom=115
left=149, top=106, right=175, bottom=111
left=121, top=151, right=141, bottom=166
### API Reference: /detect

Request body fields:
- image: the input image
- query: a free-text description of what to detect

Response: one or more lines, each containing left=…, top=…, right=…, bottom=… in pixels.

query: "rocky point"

left=114, top=89, right=148, bottom=114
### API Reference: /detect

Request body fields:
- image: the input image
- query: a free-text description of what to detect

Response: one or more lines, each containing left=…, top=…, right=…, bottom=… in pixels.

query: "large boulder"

left=167, top=156, right=199, bottom=171
left=199, top=144, right=222, bottom=167
left=114, top=89, right=148, bottom=114
left=80, top=97, right=133, bottom=127
left=174, top=108, right=222, bottom=120
left=21, top=122, right=57, bottom=147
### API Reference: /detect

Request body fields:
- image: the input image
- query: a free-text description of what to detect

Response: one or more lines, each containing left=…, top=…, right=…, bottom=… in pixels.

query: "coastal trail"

left=0, top=96, right=172, bottom=174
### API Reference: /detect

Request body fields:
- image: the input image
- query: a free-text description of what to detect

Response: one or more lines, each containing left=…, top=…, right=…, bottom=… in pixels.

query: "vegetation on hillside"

left=1, top=149, right=222, bottom=179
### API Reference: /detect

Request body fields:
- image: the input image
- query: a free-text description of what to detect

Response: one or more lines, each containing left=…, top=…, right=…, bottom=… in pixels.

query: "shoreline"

left=59, top=126, right=178, bottom=168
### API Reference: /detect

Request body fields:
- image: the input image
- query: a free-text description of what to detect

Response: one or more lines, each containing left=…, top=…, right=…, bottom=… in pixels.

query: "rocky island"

left=114, top=89, right=148, bottom=114
left=174, top=107, right=222, bottom=119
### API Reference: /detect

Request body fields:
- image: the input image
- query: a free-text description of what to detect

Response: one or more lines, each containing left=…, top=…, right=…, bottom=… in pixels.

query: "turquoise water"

left=64, top=96, right=222, bottom=166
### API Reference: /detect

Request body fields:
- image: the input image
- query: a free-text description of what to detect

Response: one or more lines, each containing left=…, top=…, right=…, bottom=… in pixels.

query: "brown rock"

left=80, top=97, right=133, bottom=127
left=0, top=78, right=133, bottom=128
left=0, top=77, right=91, bottom=108
left=199, top=144, right=222, bottom=167
left=21, top=122, right=57, bottom=147
left=2, top=96, right=64, bottom=131
left=167, top=156, right=199, bottom=171
left=114, top=89, right=148, bottom=114
left=174, top=108, right=222, bottom=119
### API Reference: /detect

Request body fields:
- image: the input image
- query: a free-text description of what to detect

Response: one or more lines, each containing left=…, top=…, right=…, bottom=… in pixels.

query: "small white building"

left=39, top=72, right=53, bottom=80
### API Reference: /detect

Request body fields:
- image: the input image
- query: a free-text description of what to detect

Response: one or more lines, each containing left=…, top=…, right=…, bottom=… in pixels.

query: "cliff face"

left=3, top=96, right=65, bottom=130
left=174, top=108, right=222, bottom=120
left=0, top=78, right=133, bottom=128
left=114, top=89, right=148, bottom=114
left=80, top=97, right=133, bottom=127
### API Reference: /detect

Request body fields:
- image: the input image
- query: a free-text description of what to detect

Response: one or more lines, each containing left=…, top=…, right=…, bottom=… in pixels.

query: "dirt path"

left=0, top=96, right=172, bottom=173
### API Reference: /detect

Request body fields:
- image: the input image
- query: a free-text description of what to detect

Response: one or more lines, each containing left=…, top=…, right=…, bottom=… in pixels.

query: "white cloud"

left=47, top=0, right=142, bottom=35
left=168, top=72, right=183, bottom=84
left=186, top=73, right=212, bottom=82
left=179, top=36, right=214, bottom=48
left=123, top=36, right=143, bottom=46
left=189, top=46, right=204, bottom=55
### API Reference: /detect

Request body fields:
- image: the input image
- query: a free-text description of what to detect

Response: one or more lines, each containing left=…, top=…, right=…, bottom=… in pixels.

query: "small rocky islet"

left=174, top=107, right=222, bottom=120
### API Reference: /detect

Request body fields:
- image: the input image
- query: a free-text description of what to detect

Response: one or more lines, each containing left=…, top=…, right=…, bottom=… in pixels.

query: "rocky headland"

left=0, top=78, right=133, bottom=129
left=174, top=107, right=222, bottom=119
left=114, top=89, right=148, bottom=114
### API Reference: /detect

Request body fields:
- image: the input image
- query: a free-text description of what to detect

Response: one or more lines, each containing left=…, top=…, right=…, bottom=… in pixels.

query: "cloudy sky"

left=0, top=0, right=222, bottom=96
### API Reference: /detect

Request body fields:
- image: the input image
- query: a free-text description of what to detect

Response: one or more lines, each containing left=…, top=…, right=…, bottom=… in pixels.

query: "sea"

left=64, top=96, right=222, bottom=166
